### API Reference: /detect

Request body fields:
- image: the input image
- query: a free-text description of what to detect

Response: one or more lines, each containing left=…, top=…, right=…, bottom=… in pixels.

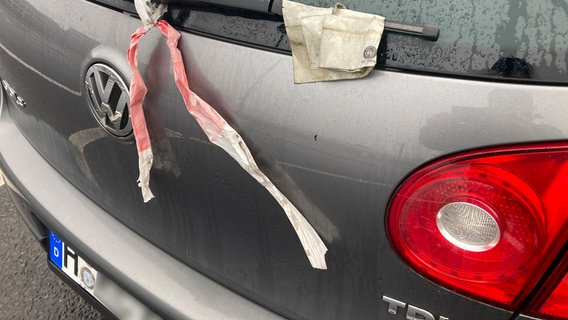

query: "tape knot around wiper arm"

left=135, top=0, right=168, bottom=31
left=127, top=0, right=328, bottom=270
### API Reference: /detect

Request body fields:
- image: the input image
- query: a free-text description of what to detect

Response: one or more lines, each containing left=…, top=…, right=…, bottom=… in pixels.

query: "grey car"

left=0, top=0, right=567, bottom=319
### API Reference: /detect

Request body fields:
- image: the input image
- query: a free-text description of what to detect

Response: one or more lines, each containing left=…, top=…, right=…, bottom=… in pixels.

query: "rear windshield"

left=157, top=0, right=568, bottom=83
left=295, top=0, right=568, bottom=83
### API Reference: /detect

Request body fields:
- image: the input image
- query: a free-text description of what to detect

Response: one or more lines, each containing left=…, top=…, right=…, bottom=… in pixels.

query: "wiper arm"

left=157, top=0, right=441, bottom=41
left=384, top=20, right=440, bottom=41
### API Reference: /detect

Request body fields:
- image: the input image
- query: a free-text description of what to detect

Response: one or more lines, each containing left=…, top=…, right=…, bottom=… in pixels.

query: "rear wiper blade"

left=384, top=21, right=439, bottom=41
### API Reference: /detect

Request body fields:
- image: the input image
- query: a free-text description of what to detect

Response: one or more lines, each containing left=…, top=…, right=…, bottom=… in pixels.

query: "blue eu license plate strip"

left=49, top=231, right=64, bottom=269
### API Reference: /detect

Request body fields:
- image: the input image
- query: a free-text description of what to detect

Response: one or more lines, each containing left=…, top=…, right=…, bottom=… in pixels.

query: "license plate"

left=49, top=231, right=98, bottom=294
left=49, top=231, right=161, bottom=320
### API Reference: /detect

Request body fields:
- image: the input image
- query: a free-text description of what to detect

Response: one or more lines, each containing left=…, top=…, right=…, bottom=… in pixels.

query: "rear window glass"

left=294, top=0, right=568, bottom=83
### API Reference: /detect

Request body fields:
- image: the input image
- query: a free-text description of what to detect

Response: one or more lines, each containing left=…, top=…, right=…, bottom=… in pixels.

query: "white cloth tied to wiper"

left=127, top=0, right=328, bottom=269
left=282, top=0, right=385, bottom=83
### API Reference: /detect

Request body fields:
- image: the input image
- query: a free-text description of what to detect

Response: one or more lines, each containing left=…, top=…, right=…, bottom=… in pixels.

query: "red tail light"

left=386, top=143, right=568, bottom=309
left=527, top=252, right=568, bottom=319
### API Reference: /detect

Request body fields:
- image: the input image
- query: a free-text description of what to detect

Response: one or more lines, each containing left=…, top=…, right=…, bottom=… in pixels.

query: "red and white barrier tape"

left=126, top=1, right=327, bottom=269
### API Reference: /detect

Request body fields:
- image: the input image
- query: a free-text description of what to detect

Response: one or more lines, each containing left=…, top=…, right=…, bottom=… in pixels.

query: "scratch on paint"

left=0, top=41, right=81, bottom=96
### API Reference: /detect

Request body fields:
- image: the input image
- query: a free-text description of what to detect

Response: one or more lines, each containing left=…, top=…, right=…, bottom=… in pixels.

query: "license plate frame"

left=49, top=231, right=98, bottom=295
left=48, top=231, right=161, bottom=320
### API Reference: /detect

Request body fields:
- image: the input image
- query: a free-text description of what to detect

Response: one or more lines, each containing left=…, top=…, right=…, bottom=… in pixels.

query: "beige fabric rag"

left=282, top=0, right=385, bottom=83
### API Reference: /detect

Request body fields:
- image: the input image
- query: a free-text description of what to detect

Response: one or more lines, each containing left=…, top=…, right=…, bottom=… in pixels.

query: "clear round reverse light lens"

left=436, top=202, right=500, bottom=252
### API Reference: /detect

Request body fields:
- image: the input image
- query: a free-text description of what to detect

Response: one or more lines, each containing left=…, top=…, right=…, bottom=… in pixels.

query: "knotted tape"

left=127, top=0, right=328, bottom=269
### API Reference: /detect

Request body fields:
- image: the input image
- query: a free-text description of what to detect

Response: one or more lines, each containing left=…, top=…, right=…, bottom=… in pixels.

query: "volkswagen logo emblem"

left=84, top=63, right=132, bottom=137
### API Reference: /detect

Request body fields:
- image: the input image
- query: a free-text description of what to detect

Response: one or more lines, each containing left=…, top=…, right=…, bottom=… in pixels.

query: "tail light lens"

left=386, top=143, right=568, bottom=309
left=527, top=252, right=568, bottom=319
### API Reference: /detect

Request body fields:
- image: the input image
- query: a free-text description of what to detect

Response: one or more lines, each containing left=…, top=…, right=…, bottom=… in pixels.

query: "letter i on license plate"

left=49, top=231, right=98, bottom=295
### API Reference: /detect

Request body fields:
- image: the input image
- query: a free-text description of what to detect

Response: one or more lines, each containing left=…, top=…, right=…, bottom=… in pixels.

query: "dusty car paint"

left=0, top=0, right=566, bottom=319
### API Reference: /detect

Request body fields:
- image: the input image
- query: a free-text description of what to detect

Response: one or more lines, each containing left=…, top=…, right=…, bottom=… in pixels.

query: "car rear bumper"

left=0, top=85, right=284, bottom=320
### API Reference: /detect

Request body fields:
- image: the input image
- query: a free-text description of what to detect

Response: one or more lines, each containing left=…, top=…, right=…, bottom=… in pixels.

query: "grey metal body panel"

left=0, top=83, right=284, bottom=320
left=0, top=0, right=566, bottom=319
